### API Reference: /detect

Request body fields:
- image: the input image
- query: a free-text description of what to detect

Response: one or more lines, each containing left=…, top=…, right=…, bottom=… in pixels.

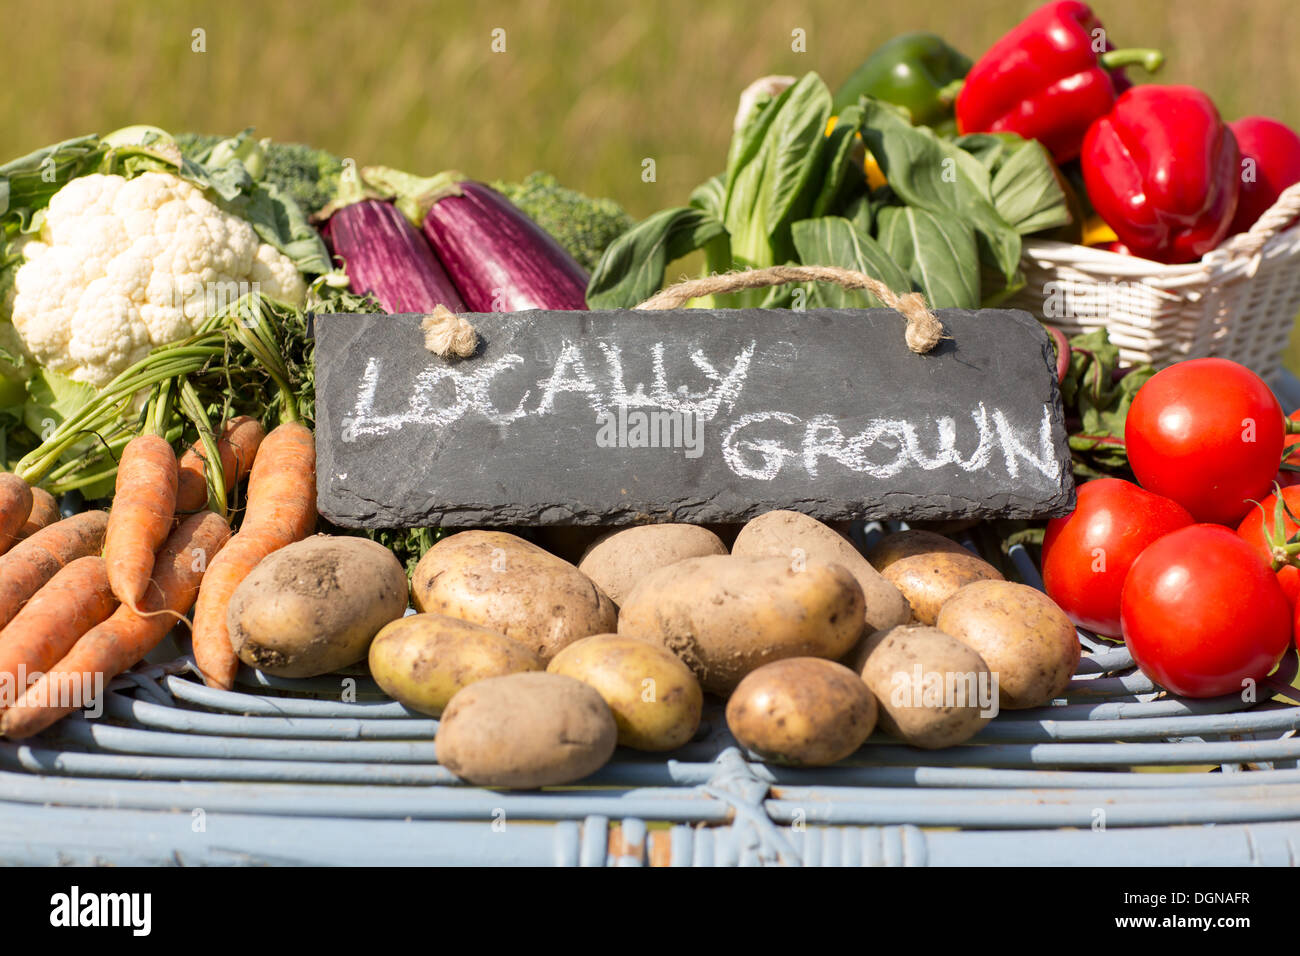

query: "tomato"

left=1121, top=524, right=1292, bottom=698
left=1236, top=485, right=1300, bottom=608
left=1279, top=409, right=1300, bottom=488
left=1125, top=358, right=1284, bottom=525
left=1042, top=478, right=1193, bottom=636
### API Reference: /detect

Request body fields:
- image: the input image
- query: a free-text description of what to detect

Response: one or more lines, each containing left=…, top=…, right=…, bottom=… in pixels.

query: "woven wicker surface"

left=2, top=535, right=1298, bottom=866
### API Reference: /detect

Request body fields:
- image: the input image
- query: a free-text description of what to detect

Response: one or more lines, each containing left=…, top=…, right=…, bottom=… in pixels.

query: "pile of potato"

left=221, top=515, right=1080, bottom=790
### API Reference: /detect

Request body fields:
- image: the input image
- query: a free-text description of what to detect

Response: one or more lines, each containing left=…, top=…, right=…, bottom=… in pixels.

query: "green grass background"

left=7, top=0, right=1300, bottom=365
left=8, top=0, right=1298, bottom=215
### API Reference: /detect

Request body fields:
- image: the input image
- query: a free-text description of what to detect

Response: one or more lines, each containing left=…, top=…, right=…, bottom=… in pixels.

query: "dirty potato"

left=867, top=529, right=976, bottom=568
left=732, top=510, right=910, bottom=632
left=227, top=536, right=407, bottom=679
left=547, top=634, right=702, bottom=751
left=618, top=555, right=865, bottom=695
left=936, top=580, right=1080, bottom=710
left=577, top=524, right=728, bottom=605
left=852, top=625, right=995, bottom=749
left=369, top=613, right=544, bottom=716
left=725, top=657, right=877, bottom=766
left=866, top=530, right=1002, bottom=625
left=411, top=531, right=616, bottom=663
left=435, top=672, right=618, bottom=788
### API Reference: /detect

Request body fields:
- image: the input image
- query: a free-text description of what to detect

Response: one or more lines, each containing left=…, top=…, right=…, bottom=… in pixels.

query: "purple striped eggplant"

left=421, top=180, right=589, bottom=312
left=324, top=199, right=466, bottom=314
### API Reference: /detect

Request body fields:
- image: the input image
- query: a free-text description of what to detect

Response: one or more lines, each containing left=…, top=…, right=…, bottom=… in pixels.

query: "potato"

left=577, top=524, right=728, bottom=606
left=227, top=536, right=408, bottom=679
left=435, top=672, right=617, bottom=788
left=411, top=531, right=616, bottom=663
left=866, top=530, right=1002, bottom=625
left=851, top=626, right=995, bottom=749
left=936, top=580, right=1080, bottom=710
left=725, top=658, right=877, bottom=766
left=547, top=634, right=702, bottom=751
left=369, top=613, right=544, bottom=716
left=867, top=529, right=975, bottom=568
left=732, top=510, right=910, bottom=632
left=618, top=555, right=865, bottom=695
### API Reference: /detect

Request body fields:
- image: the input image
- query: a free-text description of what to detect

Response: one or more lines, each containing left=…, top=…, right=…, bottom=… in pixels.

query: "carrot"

left=175, top=415, right=267, bottom=516
left=104, top=433, right=179, bottom=611
left=0, top=510, right=109, bottom=631
left=16, top=487, right=60, bottom=542
left=191, top=422, right=316, bottom=689
left=1, top=510, right=231, bottom=739
left=0, top=473, right=33, bottom=557
left=0, top=556, right=117, bottom=711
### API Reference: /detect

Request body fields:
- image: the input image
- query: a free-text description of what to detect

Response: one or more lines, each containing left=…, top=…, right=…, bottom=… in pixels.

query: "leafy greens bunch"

left=586, top=72, right=1074, bottom=312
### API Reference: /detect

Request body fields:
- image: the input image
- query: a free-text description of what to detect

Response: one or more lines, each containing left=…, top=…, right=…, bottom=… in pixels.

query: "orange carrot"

left=192, top=422, right=316, bottom=689
left=0, top=473, right=33, bottom=557
left=1, top=511, right=231, bottom=739
left=175, top=416, right=267, bottom=516
left=0, top=510, right=109, bottom=631
left=16, top=487, right=60, bottom=542
left=104, top=433, right=178, bottom=611
left=0, top=556, right=117, bottom=711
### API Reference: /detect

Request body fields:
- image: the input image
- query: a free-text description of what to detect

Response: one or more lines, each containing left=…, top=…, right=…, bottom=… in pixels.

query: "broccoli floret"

left=176, top=133, right=344, bottom=215
left=261, top=141, right=346, bottom=216
left=174, top=131, right=225, bottom=163
left=491, top=172, right=634, bottom=272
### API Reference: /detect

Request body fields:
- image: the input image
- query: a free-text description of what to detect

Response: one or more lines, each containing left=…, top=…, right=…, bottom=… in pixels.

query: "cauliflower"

left=10, top=171, right=307, bottom=386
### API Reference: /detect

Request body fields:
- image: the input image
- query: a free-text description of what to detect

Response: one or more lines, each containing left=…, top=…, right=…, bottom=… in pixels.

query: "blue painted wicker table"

left=3, top=387, right=1300, bottom=866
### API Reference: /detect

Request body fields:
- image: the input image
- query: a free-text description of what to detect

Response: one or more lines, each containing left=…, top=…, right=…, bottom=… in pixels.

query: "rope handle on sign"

left=634, top=265, right=946, bottom=355
left=420, top=265, right=946, bottom=359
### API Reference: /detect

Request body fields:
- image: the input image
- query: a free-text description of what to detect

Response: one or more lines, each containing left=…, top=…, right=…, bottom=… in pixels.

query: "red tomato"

left=1280, top=409, right=1300, bottom=488
left=1121, top=524, right=1292, bottom=698
left=1236, top=485, right=1300, bottom=608
left=1042, top=478, right=1193, bottom=637
left=1125, top=358, right=1284, bottom=525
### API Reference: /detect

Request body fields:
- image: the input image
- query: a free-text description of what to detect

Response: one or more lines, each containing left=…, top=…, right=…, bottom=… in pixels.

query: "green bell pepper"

left=832, top=32, right=971, bottom=134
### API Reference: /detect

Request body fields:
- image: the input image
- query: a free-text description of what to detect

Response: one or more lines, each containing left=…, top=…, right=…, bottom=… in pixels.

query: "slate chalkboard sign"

left=313, top=308, right=1074, bottom=528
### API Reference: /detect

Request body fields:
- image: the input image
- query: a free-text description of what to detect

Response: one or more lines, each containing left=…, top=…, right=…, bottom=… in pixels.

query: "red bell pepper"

left=955, top=1, right=1163, bottom=163
left=1227, top=117, right=1300, bottom=236
left=1082, top=85, right=1240, bottom=265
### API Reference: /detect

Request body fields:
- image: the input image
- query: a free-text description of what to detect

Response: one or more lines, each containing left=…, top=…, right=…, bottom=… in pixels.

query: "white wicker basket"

left=1007, top=181, right=1300, bottom=382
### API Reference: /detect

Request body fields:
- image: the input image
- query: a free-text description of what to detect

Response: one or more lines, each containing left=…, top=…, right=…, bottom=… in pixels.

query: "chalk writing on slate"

left=314, top=308, right=1074, bottom=527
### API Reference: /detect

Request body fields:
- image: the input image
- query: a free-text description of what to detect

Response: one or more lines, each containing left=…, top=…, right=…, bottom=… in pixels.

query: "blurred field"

left=6, top=0, right=1299, bottom=218
left=8, top=0, right=1300, bottom=370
